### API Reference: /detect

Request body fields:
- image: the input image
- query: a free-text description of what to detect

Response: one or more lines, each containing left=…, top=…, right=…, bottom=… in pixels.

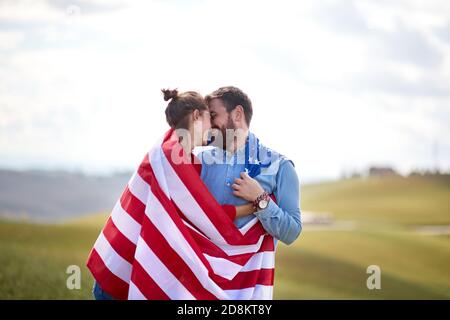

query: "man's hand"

left=232, top=171, right=265, bottom=202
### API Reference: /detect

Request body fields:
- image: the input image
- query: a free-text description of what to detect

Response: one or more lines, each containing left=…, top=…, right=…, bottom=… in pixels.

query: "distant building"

left=368, top=166, right=398, bottom=177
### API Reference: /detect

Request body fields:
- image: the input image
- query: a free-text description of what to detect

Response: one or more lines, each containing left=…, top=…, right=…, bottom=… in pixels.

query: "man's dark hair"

left=205, top=86, right=253, bottom=126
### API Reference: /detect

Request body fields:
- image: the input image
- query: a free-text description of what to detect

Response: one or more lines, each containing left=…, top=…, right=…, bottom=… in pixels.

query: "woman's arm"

left=235, top=203, right=256, bottom=219
left=221, top=203, right=255, bottom=220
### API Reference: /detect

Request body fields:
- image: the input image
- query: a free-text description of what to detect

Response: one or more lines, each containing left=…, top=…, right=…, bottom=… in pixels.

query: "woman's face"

left=192, top=109, right=212, bottom=147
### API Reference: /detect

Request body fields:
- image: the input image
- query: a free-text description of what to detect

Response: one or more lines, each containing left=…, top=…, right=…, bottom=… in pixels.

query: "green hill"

left=0, top=217, right=102, bottom=299
left=302, top=175, right=450, bottom=225
left=1, top=175, right=449, bottom=299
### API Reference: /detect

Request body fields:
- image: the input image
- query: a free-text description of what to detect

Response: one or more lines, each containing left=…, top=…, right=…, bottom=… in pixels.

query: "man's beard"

left=210, top=116, right=235, bottom=150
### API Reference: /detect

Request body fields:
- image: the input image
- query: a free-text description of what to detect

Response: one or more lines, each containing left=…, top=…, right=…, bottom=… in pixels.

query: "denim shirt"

left=196, top=132, right=302, bottom=245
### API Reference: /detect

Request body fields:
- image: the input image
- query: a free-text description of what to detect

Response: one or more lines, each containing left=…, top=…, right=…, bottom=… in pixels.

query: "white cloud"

left=1, top=0, right=450, bottom=179
left=0, top=30, right=24, bottom=50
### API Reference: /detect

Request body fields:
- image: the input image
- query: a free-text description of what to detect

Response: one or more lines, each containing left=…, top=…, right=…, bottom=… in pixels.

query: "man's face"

left=208, top=98, right=235, bottom=149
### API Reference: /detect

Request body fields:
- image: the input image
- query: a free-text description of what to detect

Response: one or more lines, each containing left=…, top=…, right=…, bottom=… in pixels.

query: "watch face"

left=259, top=199, right=269, bottom=209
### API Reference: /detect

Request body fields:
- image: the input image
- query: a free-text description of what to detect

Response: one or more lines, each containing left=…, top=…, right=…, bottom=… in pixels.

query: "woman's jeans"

left=93, top=281, right=115, bottom=300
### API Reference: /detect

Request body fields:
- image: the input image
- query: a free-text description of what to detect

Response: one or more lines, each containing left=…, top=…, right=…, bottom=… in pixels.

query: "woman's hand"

left=232, top=171, right=265, bottom=202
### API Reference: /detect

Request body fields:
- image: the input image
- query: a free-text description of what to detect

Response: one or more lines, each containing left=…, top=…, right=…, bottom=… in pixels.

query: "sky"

left=0, top=0, right=449, bottom=182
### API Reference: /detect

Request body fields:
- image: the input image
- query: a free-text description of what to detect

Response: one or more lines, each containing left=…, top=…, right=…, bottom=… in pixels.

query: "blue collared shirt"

left=196, top=132, right=302, bottom=245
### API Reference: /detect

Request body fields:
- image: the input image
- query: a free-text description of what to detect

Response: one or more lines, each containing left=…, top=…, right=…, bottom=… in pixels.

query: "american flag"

left=86, top=129, right=275, bottom=300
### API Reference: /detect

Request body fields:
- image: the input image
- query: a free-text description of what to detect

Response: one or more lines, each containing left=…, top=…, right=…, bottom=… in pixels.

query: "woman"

left=92, top=89, right=257, bottom=300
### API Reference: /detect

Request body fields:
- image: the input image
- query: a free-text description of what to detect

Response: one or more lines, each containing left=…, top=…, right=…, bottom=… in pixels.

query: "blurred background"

left=0, top=0, right=449, bottom=299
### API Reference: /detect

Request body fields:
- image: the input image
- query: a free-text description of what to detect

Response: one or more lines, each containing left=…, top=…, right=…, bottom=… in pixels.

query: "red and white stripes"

left=86, top=129, right=275, bottom=300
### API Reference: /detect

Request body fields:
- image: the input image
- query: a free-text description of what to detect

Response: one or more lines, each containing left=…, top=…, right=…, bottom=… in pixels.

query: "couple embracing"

left=87, top=86, right=302, bottom=300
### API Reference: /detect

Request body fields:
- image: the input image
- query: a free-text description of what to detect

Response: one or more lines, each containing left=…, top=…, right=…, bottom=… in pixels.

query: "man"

left=198, top=86, right=301, bottom=245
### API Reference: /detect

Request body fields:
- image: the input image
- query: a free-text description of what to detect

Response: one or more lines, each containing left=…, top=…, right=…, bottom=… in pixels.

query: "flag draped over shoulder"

left=86, top=129, right=275, bottom=300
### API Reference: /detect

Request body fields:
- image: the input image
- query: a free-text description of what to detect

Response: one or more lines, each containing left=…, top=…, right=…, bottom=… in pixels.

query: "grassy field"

left=1, top=175, right=449, bottom=299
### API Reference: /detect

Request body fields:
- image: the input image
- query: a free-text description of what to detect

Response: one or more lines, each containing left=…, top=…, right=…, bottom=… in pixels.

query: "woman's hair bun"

left=161, top=88, right=179, bottom=101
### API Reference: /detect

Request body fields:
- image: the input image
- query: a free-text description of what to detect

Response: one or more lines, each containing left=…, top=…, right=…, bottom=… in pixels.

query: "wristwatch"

left=253, top=191, right=270, bottom=211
